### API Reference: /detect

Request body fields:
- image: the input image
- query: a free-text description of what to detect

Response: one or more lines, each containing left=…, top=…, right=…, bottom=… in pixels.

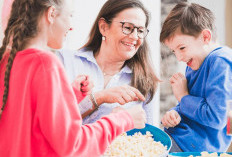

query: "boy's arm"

left=179, top=57, right=232, bottom=129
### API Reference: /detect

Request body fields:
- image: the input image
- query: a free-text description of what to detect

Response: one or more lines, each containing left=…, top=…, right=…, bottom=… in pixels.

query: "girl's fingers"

left=76, top=75, right=87, bottom=82
left=81, top=80, right=89, bottom=86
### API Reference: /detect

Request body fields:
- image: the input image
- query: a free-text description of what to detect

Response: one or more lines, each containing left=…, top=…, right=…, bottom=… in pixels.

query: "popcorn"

left=220, top=153, right=232, bottom=157
left=103, top=131, right=167, bottom=157
left=200, top=152, right=218, bottom=157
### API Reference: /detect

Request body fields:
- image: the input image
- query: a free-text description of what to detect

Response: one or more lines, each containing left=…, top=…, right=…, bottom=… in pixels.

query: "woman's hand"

left=169, top=72, right=189, bottom=102
left=94, top=85, right=145, bottom=105
left=113, top=105, right=146, bottom=129
left=161, top=110, right=181, bottom=128
left=72, top=75, right=94, bottom=103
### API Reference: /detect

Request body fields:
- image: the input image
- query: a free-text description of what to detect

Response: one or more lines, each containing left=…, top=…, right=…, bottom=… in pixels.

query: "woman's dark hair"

left=0, top=0, right=63, bottom=114
left=82, top=0, right=159, bottom=103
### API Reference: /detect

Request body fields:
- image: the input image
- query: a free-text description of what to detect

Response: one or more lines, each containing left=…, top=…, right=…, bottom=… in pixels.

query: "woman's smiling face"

left=104, top=7, right=147, bottom=61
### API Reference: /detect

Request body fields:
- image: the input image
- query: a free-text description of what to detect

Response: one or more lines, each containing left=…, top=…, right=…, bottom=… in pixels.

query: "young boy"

left=160, top=2, right=232, bottom=152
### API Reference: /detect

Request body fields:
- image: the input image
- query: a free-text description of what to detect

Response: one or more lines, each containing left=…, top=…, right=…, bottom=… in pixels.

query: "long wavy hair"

left=82, top=0, right=159, bottom=103
left=0, top=0, right=63, bottom=115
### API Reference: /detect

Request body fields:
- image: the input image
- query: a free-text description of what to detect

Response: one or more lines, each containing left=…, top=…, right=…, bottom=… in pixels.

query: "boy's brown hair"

left=160, top=2, right=217, bottom=43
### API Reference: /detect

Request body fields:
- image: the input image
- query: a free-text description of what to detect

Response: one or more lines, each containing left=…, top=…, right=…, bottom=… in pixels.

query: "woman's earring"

left=102, top=36, right=106, bottom=41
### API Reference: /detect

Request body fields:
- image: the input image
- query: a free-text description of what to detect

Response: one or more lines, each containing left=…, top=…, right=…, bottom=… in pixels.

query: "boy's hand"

left=94, top=85, right=145, bottom=105
left=161, top=110, right=181, bottom=128
left=169, top=72, right=189, bottom=102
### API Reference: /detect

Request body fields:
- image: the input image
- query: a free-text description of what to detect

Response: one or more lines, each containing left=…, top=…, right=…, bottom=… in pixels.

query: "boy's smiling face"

left=164, top=30, right=210, bottom=70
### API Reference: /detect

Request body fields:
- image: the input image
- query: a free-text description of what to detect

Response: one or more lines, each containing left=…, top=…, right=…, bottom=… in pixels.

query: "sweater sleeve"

left=32, top=53, right=134, bottom=156
left=179, top=57, right=232, bottom=129
left=172, top=103, right=181, bottom=113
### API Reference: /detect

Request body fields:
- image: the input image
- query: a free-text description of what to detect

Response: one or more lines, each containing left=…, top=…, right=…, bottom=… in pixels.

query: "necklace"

left=102, top=69, right=120, bottom=76
left=103, top=72, right=115, bottom=76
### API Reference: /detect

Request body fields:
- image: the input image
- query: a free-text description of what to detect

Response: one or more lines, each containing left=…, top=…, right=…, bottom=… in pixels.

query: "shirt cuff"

left=78, top=95, right=93, bottom=114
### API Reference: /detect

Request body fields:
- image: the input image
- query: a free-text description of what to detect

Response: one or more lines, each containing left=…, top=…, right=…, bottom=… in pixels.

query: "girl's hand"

left=169, top=72, right=189, bottom=102
left=161, top=110, right=181, bottom=128
left=79, top=75, right=94, bottom=96
left=113, top=105, right=146, bottom=129
left=72, top=75, right=94, bottom=103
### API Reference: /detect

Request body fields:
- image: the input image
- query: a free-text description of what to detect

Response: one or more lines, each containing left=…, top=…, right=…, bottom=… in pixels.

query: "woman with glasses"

left=57, top=0, right=160, bottom=124
left=0, top=0, right=146, bottom=156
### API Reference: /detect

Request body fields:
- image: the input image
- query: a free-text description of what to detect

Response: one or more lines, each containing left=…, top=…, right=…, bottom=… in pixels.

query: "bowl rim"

left=127, top=123, right=172, bottom=152
left=169, top=152, right=232, bottom=156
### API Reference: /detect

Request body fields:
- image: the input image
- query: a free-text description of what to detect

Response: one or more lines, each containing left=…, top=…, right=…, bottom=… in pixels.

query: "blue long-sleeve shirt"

left=165, top=47, right=232, bottom=152
left=56, top=48, right=155, bottom=125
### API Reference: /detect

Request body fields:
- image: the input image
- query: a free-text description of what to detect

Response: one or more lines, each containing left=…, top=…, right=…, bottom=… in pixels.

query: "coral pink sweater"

left=0, top=49, right=134, bottom=157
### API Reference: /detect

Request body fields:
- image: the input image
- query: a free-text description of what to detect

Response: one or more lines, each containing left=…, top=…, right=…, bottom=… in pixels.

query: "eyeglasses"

left=110, top=21, right=149, bottom=39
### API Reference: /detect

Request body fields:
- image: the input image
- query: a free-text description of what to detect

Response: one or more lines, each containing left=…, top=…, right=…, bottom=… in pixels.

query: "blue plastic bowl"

left=168, top=152, right=232, bottom=157
left=127, top=123, right=172, bottom=156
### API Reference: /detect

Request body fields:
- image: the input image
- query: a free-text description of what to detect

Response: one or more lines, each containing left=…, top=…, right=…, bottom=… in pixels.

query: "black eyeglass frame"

left=119, top=21, right=149, bottom=39
left=106, top=19, right=149, bottom=39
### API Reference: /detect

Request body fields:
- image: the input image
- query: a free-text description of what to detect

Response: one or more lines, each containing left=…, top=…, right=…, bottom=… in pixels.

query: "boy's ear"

left=98, top=18, right=109, bottom=36
left=202, top=29, right=212, bottom=43
left=46, top=6, right=57, bottom=24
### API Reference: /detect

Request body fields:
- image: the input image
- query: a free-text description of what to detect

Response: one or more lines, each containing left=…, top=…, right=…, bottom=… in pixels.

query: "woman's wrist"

left=94, top=91, right=105, bottom=105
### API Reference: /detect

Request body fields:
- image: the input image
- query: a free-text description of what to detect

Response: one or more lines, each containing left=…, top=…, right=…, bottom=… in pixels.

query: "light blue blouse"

left=57, top=48, right=155, bottom=125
